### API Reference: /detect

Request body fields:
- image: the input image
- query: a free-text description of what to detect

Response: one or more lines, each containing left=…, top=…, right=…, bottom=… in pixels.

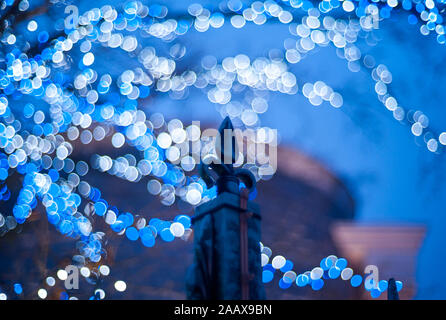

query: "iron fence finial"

left=199, top=117, right=256, bottom=195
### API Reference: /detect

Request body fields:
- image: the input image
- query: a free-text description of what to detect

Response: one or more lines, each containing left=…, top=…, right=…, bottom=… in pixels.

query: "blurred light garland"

left=0, top=0, right=437, bottom=299
left=260, top=243, right=403, bottom=299
left=0, top=247, right=403, bottom=300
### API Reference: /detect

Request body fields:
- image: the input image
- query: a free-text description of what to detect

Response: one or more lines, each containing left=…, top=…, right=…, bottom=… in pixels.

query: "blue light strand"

left=260, top=244, right=404, bottom=299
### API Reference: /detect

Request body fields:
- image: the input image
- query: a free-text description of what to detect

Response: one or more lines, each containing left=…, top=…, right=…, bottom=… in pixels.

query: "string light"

left=260, top=243, right=404, bottom=298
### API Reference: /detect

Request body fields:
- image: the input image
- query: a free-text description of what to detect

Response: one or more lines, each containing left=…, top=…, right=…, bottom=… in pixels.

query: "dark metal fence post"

left=387, top=278, right=400, bottom=300
left=186, top=117, right=265, bottom=300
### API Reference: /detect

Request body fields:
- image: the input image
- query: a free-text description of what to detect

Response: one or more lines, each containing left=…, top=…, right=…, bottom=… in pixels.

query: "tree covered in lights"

left=1, top=0, right=443, bottom=299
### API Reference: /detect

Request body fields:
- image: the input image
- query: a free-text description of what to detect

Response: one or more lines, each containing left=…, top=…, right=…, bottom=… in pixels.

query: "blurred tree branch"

left=0, top=0, right=20, bottom=34
left=15, top=0, right=51, bottom=25
left=0, top=0, right=51, bottom=35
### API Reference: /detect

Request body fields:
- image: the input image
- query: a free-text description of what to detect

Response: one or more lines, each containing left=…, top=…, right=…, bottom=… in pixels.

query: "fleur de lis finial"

left=199, top=117, right=256, bottom=195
